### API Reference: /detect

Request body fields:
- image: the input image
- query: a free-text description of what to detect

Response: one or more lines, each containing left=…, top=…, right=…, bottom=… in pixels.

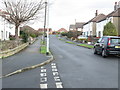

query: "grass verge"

left=40, top=40, right=46, bottom=45
left=65, top=41, right=75, bottom=44
left=59, top=39, right=66, bottom=41
left=77, top=44, right=94, bottom=49
left=40, top=45, right=47, bottom=54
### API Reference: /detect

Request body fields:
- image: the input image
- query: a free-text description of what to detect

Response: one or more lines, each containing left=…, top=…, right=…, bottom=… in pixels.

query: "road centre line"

left=56, top=82, right=63, bottom=88
left=54, top=76, right=61, bottom=82
left=51, top=66, right=57, bottom=69
left=40, top=84, right=48, bottom=89
left=53, top=72, right=59, bottom=76
left=51, top=63, right=56, bottom=66
left=41, top=69, right=46, bottom=73
left=40, top=73, right=47, bottom=77
left=52, top=68, right=58, bottom=72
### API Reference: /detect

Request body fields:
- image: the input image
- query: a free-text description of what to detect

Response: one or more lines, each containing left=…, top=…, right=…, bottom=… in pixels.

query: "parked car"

left=93, top=36, right=120, bottom=57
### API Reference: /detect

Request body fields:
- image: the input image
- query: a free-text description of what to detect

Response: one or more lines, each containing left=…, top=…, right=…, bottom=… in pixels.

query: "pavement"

left=2, top=37, right=50, bottom=76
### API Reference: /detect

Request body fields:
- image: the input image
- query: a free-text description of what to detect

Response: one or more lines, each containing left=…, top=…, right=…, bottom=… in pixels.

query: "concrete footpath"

left=2, top=37, right=50, bottom=76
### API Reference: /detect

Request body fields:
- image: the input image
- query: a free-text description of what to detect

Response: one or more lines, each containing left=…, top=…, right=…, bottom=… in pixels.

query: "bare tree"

left=1, top=0, right=44, bottom=39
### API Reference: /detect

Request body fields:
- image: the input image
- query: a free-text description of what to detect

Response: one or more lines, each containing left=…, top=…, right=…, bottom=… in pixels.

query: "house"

left=38, top=28, right=52, bottom=34
left=75, top=22, right=85, bottom=32
left=57, top=28, right=68, bottom=33
left=96, top=2, right=120, bottom=37
left=83, top=10, right=106, bottom=37
left=0, top=10, right=15, bottom=41
left=69, top=24, right=76, bottom=31
left=69, top=22, right=85, bottom=31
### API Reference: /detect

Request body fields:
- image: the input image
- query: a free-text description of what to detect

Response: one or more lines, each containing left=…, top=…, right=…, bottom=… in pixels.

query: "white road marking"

left=41, top=66, right=44, bottom=69
left=52, top=66, right=57, bottom=69
left=40, top=77, right=47, bottom=82
left=40, top=84, right=48, bottom=89
left=56, top=82, right=63, bottom=88
left=54, top=76, right=60, bottom=82
left=41, top=69, right=46, bottom=73
left=40, top=73, right=47, bottom=77
left=52, top=68, right=58, bottom=72
left=53, top=72, right=59, bottom=76
left=51, top=63, right=56, bottom=66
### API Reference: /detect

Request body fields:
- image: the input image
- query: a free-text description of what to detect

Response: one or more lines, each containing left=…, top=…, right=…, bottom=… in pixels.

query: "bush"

left=9, top=35, right=16, bottom=40
left=20, top=31, right=29, bottom=43
left=30, top=33, right=36, bottom=38
left=66, top=31, right=82, bottom=39
left=61, top=32, right=67, bottom=36
left=103, top=21, right=118, bottom=36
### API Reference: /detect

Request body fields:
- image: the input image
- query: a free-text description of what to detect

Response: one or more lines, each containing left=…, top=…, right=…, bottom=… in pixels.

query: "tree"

left=1, top=0, right=44, bottom=39
left=20, top=30, right=29, bottom=43
left=103, top=21, right=118, bottom=36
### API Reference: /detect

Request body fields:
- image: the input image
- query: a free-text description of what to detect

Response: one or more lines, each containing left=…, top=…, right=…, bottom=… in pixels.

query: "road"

left=49, top=35, right=118, bottom=88
left=2, top=35, right=119, bottom=88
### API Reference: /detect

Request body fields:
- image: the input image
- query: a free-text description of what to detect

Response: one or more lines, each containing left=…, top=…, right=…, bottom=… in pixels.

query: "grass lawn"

left=65, top=41, right=75, bottom=44
left=77, top=44, right=94, bottom=49
left=40, top=45, right=47, bottom=54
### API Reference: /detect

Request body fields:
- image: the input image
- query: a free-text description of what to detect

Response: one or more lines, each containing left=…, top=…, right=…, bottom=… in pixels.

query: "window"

left=111, top=38, right=120, bottom=44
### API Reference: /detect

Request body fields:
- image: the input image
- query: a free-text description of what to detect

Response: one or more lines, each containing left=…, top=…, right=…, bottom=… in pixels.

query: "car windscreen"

left=110, top=38, right=120, bottom=44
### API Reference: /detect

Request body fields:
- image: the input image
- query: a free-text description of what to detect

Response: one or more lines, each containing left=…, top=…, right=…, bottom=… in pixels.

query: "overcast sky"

left=0, top=0, right=119, bottom=31
left=31, top=0, right=119, bottom=31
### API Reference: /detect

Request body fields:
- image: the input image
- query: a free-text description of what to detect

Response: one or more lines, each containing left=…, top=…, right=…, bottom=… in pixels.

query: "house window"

left=87, top=31, right=88, bottom=36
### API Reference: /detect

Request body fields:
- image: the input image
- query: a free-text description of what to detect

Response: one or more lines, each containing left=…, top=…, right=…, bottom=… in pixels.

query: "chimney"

left=95, top=10, right=98, bottom=16
left=114, top=2, right=118, bottom=11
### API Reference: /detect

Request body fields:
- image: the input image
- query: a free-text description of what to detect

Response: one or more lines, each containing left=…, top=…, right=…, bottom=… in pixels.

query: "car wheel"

left=93, top=48, right=97, bottom=54
left=102, top=50, right=107, bottom=58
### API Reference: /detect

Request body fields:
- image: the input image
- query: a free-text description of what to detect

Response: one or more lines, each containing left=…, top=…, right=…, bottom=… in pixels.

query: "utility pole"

left=43, top=1, right=47, bottom=44
left=46, top=0, right=49, bottom=55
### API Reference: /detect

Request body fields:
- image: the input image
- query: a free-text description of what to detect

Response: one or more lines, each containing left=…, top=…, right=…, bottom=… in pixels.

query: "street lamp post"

left=43, top=1, right=47, bottom=45
left=46, top=0, right=49, bottom=55
left=44, top=0, right=49, bottom=55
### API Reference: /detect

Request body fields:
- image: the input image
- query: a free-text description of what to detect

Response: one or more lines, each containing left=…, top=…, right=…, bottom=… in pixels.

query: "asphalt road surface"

left=2, top=35, right=119, bottom=88
left=49, top=35, right=118, bottom=88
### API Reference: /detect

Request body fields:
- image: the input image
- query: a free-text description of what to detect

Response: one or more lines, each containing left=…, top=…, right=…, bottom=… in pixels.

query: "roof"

left=75, top=22, right=85, bottom=28
left=84, top=14, right=106, bottom=25
left=107, top=8, right=120, bottom=17
left=97, top=8, right=120, bottom=23
left=58, top=28, right=68, bottom=32
left=69, top=24, right=76, bottom=29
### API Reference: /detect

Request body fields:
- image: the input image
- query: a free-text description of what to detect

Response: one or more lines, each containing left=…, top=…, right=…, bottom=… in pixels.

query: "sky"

left=0, top=0, right=120, bottom=31
left=30, top=0, right=119, bottom=31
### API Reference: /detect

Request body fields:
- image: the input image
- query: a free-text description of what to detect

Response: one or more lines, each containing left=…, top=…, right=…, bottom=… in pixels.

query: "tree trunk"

left=15, top=25, right=19, bottom=40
